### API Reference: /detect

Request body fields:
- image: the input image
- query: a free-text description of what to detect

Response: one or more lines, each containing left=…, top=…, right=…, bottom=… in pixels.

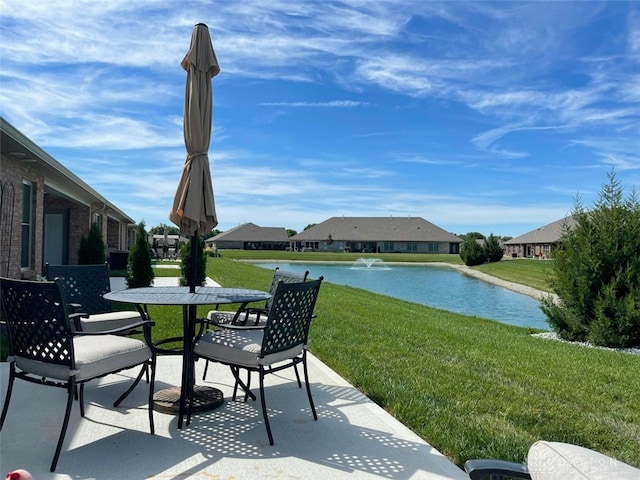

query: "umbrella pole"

left=189, top=232, right=198, bottom=293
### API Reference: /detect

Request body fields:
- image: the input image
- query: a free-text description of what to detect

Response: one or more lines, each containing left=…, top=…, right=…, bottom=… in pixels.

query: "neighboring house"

left=290, top=217, right=462, bottom=254
left=205, top=222, right=290, bottom=250
left=503, top=216, right=576, bottom=258
left=1, top=117, right=136, bottom=280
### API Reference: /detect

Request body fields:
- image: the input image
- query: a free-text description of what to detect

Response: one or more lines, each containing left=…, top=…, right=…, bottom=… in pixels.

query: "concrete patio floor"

left=1, top=351, right=468, bottom=480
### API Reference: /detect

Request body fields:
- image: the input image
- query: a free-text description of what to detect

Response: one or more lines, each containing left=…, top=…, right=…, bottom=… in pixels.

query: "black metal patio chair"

left=0, top=277, right=157, bottom=472
left=45, top=262, right=142, bottom=332
left=201, top=266, right=309, bottom=384
left=192, top=277, right=323, bottom=445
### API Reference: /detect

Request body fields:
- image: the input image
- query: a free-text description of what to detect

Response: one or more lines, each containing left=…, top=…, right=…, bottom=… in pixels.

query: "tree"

left=483, top=234, right=504, bottom=262
left=541, top=171, right=640, bottom=348
left=461, top=231, right=485, bottom=240
left=126, top=221, right=154, bottom=288
left=149, top=223, right=180, bottom=236
left=179, top=236, right=206, bottom=287
left=286, top=229, right=297, bottom=237
left=460, top=237, right=485, bottom=266
left=78, top=222, right=105, bottom=264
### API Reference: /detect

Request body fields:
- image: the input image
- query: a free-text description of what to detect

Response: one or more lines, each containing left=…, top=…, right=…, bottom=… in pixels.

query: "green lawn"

left=139, top=255, right=640, bottom=469
left=474, top=259, right=553, bottom=292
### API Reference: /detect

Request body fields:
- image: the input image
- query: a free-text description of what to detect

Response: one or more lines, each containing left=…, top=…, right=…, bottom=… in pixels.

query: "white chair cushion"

left=195, top=328, right=264, bottom=367
left=15, top=335, right=151, bottom=382
left=80, top=310, right=142, bottom=332
left=528, top=441, right=640, bottom=480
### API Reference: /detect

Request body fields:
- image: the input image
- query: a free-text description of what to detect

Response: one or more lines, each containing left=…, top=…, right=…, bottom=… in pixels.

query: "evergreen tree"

left=126, top=222, right=154, bottom=288
left=180, top=236, right=206, bottom=287
left=483, top=234, right=504, bottom=262
left=541, top=171, right=640, bottom=348
left=460, top=237, right=485, bottom=266
left=78, top=222, right=105, bottom=264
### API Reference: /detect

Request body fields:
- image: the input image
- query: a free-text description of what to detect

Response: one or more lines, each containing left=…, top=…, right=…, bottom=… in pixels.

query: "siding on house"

left=205, top=222, right=290, bottom=250
left=1, top=117, right=136, bottom=279
left=290, top=217, right=462, bottom=254
left=503, top=216, right=576, bottom=258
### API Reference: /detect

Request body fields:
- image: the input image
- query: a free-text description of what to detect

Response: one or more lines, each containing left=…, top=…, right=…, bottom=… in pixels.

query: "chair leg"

left=293, top=363, right=302, bottom=388
left=51, top=379, right=76, bottom=472
left=79, top=383, right=86, bottom=417
left=0, top=365, right=16, bottom=429
left=259, top=368, right=274, bottom=445
left=202, top=359, right=210, bottom=381
left=302, top=352, right=318, bottom=421
left=230, top=366, right=256, bottom=401
left=147, top=358, right=156, bottom=435
left=114, top=364, right=147, bottom=407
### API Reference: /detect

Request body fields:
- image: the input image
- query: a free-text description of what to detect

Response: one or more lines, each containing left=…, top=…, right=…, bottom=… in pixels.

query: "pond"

left=258, top=260, right=549, bottom=330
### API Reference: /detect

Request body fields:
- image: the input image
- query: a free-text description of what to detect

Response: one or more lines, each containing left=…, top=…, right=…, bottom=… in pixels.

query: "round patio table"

left=104, top=286, right=270, bottom=429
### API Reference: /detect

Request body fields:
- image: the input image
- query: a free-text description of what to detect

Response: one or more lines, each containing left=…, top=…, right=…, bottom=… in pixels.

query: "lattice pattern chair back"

left=261, top=278, right=321, bottom=358
left=1, top=278, right=75, bottom=369
left=264, top=267, right=309, bottom=311
left=45, top=263, right=112, bottom=315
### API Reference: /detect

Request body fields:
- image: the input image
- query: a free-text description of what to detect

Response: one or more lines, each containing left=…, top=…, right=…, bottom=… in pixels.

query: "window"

left=383, top=242, right=394, bottom=251
left=407, top=242, right=417, bottom=252
left=21, top=181, right=34, bottom=269
left=427, top=242, right=439, bottom=253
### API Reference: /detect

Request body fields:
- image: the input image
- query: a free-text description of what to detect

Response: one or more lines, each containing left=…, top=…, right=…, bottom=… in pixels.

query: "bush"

left=483, top=234, right=504, bottom=262
left=126, top=222, right=154, bottom=288
left=460, top=237, right=485, bottom=266
left=541, top=171, right=640, bottom=348
left=180, top=235, right=207, bottom=287
left=78, top=222, right=105, bottom=264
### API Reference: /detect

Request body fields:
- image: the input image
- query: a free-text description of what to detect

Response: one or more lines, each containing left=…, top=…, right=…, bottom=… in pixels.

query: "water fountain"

left=352, top=258, right=386, bottom=269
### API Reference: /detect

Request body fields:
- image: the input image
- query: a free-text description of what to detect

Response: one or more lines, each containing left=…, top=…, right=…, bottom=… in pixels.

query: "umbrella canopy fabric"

left=169, top=23, right=220, bottom=236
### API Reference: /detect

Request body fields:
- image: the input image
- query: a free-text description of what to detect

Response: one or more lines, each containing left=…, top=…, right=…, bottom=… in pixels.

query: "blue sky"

left=1, top=1, right=639, bottom=237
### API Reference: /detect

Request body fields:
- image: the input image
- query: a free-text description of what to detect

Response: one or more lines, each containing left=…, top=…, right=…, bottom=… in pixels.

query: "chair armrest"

left=464, top=459, right=531, bottom=480
left=73, top=320, right=155, bottom=336
left=216, top=323, right=265, bottom=331
left=69, top=312, right=88, bottom=331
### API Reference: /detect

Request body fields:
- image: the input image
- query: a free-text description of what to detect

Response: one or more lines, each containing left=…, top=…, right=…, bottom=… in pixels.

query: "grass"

left=474, top=259, right=553, bottom=292
left=217, top=249, right=465, bottom=265
left=142, top=255, right=639, bottom=468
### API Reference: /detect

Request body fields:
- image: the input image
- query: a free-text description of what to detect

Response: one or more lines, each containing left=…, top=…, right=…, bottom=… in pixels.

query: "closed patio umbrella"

left=167, top=23, right=222, bottom=428
left=169, top=22, right=220, bottom=291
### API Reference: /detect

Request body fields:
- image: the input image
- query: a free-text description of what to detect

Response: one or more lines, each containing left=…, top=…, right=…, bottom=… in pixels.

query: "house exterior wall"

left=504, top=243, right=553, bottom=259
left=1, top=154, right=45, bottom=279
left=289, top=239, right=457, bottom=254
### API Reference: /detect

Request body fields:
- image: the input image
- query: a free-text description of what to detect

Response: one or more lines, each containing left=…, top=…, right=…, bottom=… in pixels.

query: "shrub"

left=483, top=234, right=504, bottom=262
left=180, top=235, right=207, bottom=287
left=541, top=171, right=640, bottom=348
left=460, top=237, right=485, bottom=266
left=126, top=221, right=154, bottom=288
left=78, top=222, right=105, bottom=264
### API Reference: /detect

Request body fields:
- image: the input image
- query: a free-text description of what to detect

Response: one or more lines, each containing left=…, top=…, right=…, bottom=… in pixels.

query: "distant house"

left=205, top=222, right=290, bottom=250
left=503, top=216, right=576, bottom=258
left=290, top=217, right=462, bottom=254
left=1, top=117, right=136, bottom=279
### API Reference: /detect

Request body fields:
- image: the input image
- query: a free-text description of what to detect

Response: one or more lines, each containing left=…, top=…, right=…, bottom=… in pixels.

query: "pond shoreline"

left=241, top=259, right=556, bottom=302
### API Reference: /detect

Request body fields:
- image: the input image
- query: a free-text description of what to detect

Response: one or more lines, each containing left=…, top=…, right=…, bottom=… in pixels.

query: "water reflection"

left=258, top=262, right=549, bottom=330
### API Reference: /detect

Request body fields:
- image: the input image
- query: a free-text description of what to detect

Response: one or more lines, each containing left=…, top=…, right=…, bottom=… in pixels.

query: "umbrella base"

left=153, top=385, right=223, bottom=414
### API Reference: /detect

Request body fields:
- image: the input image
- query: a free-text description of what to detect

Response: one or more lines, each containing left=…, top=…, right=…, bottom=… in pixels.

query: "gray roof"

left=207, top=222, right=289, bottom=242
left=504, top=216, right=576, bottom=244
left=291, top=217, right=462, bottom=243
